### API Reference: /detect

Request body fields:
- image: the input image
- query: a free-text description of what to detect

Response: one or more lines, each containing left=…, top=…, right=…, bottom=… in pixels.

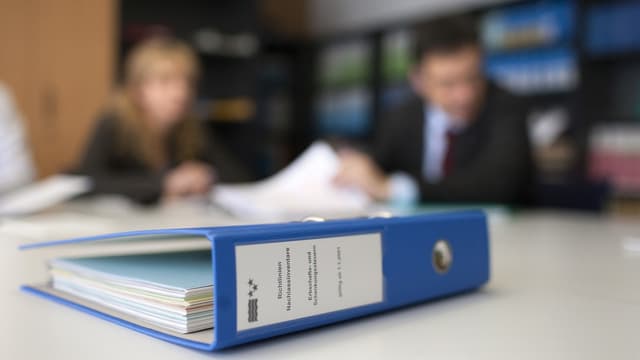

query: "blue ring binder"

left=21, top=210, right=490, bottom=350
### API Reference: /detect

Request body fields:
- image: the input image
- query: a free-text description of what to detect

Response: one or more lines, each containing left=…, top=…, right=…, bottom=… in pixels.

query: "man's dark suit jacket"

left=374, top=85, right=532, bottom=204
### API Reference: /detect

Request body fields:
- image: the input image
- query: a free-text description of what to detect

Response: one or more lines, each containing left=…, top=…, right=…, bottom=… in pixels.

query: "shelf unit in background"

left=482, top=0, right=578, bottom=96
left=481, top=0, right=582, bottom=186
left=314, top=39, right=375, bottom=139
left=581, top=0, right=640, bottom=202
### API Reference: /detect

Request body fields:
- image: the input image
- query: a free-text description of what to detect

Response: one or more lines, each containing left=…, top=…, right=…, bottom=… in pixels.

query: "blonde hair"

left=111, top=37, right=203, bottom=169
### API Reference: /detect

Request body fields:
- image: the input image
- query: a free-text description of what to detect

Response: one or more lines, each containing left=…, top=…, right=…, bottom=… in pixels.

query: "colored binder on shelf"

left=20, top=211, right=490, bottom=351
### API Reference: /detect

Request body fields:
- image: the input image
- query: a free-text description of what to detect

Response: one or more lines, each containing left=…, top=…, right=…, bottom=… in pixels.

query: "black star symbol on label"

left=248, top=291, right=253, bottom=297
left=248, top=279, right=254, bottom=286
left=252, top=284, right=258, bottom=291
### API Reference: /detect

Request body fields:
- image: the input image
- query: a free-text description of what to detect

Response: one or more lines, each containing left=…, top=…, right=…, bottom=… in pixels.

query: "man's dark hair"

left=413, top=16, right=480, bottom=63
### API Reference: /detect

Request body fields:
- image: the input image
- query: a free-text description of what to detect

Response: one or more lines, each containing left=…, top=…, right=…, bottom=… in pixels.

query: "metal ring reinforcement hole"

left=432, top=239, right=453, bottom=274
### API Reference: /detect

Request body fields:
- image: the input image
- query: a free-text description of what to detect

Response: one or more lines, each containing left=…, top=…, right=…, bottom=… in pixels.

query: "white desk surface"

left=1, top=201, right=639, bottom=359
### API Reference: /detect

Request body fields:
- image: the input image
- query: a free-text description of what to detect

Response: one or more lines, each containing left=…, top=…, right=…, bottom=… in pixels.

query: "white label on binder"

left=235, top=233, right=383, bottom=331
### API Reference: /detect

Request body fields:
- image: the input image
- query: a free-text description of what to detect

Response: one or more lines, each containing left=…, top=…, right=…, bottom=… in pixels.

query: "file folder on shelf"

left=20, top=211, right=490, bottom=351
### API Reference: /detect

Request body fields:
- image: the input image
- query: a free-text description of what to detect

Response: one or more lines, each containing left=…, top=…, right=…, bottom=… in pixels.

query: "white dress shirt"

left=422, top=106, right=451, bottom=183
left=387, top=105, right=456, bottom=205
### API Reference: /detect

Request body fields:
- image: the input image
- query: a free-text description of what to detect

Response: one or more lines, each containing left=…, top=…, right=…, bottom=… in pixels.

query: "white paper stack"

left=212, top=141, right=371, bottom=220
left=0, top=175, right=92, bottom=216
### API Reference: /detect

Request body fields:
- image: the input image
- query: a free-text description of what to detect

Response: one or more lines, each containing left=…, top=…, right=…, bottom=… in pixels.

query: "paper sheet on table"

left=0, top=174, right=92, bottom=216
left=212, top=142, right=371, bottom=220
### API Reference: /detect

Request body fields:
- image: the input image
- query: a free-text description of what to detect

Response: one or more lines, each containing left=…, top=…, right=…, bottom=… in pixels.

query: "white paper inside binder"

left=212, top=142, right=371, bottom=220
left=25, top=233, right=216, bottom=343
left=48, top=250, right=214, bottom=334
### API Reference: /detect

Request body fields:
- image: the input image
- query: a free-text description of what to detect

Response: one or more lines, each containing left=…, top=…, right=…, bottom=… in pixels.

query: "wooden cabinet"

left=0, top=0, right=116, bottom=177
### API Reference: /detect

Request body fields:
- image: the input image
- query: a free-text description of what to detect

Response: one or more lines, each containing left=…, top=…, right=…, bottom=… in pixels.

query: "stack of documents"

left=213, top=141, right=371, bottom=220
left=49, top=250, right=213, bottom=334
left=0, top=174, right=92, bottom=216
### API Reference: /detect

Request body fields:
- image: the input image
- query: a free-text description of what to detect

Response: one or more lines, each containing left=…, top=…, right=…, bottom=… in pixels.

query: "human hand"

left=163, top=161, right=216, bottom=200
left=333, top=149, right=391, bottom=201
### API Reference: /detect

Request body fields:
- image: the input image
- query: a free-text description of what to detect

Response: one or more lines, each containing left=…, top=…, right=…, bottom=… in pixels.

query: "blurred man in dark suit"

left=335, top=17, right=532, bottom=204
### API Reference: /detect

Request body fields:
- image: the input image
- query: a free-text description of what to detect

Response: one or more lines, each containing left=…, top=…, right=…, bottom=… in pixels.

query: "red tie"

left=443, top=130, right=457, bottom=177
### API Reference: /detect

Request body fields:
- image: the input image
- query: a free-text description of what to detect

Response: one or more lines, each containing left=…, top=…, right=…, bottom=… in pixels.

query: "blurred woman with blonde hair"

left=76, top=37, right=249, bottom=203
